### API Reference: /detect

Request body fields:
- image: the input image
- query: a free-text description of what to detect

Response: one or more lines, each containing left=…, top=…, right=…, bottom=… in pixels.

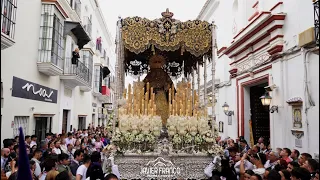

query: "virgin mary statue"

left=143, top=55, right=174, bottom=125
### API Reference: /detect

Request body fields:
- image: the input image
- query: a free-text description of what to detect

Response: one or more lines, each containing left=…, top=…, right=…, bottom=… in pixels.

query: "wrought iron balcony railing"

left=314, top=0, right=319, bottom=46
left=1, top=0, right=17, bottom=39
left=64, top=58, right=92, bottom=85
left=83, top=16, right=92, bottom=37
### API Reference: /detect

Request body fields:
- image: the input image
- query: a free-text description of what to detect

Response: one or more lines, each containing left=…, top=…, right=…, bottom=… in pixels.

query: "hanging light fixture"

left=260, top=92, right=278, bottom=113
left=222, top=102, right=234, bottom=116
left=260, top=92, right=272, bottom=106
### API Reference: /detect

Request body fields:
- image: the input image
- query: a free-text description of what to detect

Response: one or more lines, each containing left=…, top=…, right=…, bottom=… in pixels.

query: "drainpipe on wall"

left=302, top=47, right=317, bottom=153
left=279, top=58, right=286, bottom=149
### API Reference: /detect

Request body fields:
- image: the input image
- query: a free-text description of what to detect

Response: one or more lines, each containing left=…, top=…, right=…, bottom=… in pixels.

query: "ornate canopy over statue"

left=111, top=10, right=222, bottom=179
left=120, top=8, right=214, bottom=78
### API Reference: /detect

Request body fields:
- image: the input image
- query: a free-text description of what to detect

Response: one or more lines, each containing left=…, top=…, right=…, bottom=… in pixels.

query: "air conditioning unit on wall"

left=298, top=27, right=317, bottom=48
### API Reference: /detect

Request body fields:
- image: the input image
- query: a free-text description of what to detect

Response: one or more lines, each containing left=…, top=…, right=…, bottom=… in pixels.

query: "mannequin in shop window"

left=72, top=48, right=80, bottom=66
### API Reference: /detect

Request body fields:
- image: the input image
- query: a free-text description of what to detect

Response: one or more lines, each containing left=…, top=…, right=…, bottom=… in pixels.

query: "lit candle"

left=147, top=82, right=150, bottom=94
left=180, top=108, right=182, bottom=116
left=182, top=93, right=186, bottom=114
left=123, top=88, right=127, bottom=99
left=137, top=92, right=141, bottom=115
left=169, top=88, right=172, bottom=103
left=142, top=99, right=145, bottom=115
left=172, top=99, right=175, bottom=116
left=149, top=99, right=152, bottom=115
left=186, top=106, right=189, bottom=117
left=188, top=100, right=191, bottom=116
left=128, top=84, right=132, bottom=114
left=171, top=84, right=175, bottom=101
left=131, top=103, right=134, bottom=115
left=145, top=92, right=149, bottom=114
left=128, top=84, right=131, bottom=95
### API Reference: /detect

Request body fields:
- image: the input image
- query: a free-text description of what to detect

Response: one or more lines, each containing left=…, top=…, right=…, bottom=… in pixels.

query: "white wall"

left=1, top=0, right=61, bottom=139
left=197, top=0, right=319, bottom=155
left=1, top=0, right=116, bottom=142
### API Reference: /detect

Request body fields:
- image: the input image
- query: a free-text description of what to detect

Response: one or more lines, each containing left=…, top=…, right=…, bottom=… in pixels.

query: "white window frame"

left=13, top=116, right=29, bottom=137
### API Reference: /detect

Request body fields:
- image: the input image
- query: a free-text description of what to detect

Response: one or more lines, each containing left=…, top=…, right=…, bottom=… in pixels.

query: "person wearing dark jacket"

left=70, top=149, right=84, bottom=176
left=211, top=158, right=237, bottom=180
left=86, top=151, right=104, bottom=180
left=72, top=48, right=80, bottom=66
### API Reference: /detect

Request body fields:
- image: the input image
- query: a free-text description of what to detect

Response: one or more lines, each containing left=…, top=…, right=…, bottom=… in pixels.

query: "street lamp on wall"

left=222, top=102, right=234, bottom=116
left=260, top=92, right=278, bottom=113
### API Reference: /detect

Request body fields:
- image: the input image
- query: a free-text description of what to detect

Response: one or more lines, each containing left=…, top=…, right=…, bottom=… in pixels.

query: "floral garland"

left=111, top=114, right=223, bottom=156
left=167, top=115, right=223, bottom=156
left=111, top=115, right=162, bottom=153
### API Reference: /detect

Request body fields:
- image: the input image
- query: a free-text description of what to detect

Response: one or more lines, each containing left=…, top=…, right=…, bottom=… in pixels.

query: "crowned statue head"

left=149, top=54, right=166, bottom=69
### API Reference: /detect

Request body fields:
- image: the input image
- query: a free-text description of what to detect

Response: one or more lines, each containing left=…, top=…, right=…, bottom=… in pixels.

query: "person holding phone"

left=240, top=153, right=266, bottom=179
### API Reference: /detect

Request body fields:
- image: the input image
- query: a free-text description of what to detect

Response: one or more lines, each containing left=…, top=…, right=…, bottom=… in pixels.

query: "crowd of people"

left=1, top=124, right=120, bottom=180
left=205, top=136, right=319, bottom=180
left=1, top=124, right=319, bottom=180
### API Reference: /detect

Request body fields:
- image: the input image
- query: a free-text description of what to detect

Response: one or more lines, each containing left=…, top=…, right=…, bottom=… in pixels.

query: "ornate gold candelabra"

left=122, top=80, right=205, bottom=119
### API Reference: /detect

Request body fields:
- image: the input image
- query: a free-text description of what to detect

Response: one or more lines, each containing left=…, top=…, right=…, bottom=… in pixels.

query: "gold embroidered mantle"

left=120, top=9, right=214, bottom=78
left=121, top=9, right=213, bottom=58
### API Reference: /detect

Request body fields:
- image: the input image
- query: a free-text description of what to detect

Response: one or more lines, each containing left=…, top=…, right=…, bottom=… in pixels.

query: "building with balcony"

left=1, top=0, right=115, bottom=141
left=197, top=0, right=319, bottom=156
left=1, top=0, right=17, bottom=50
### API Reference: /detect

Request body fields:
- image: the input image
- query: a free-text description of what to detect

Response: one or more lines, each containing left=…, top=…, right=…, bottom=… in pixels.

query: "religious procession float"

left=108, top=9, right=223, bottom=179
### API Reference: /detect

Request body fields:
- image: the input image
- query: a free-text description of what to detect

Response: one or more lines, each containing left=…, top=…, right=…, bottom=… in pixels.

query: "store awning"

left=102, top=66, right=110, bottom=79
left=64, top=21, right=91, bottom=49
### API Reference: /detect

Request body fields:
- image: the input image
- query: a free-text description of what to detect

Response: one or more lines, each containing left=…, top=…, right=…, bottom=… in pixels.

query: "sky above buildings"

left=99, top=0, right=207, bottom=38
left=98, top=0, right=207, bottom=86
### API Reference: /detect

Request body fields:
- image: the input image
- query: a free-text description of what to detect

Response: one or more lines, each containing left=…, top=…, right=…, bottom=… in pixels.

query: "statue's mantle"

left=115, top=153, right=211, bottom=180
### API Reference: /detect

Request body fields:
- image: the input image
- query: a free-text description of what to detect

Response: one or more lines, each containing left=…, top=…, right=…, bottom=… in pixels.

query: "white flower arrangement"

left=134, top=134, right=145, bottom=143
left=115, top=113, right=223, bottom=155
left=114, top=114, right=162, bottom=153
left=145, top=134, right=156, bottom=144
left=184, top=133, right=193, bottom=144
left=207, top=143, right=224, bottom=156
left=172, top=134, right=182, bottom=144
left=165, top=115, right=223, bottom=155
left=194, top=134, right=203, bottom=145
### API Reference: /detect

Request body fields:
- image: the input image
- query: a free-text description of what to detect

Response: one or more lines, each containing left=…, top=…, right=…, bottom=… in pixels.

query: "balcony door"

left=62, top=110, right=69, bottom=134
left=78, top=116, right=86, bottom=130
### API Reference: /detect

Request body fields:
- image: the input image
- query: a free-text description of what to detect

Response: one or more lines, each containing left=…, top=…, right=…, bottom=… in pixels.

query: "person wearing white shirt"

left=264, top=151, right=279, bottom=169
left=30, top=135, right=38, bottom=148
left=60, top=139, right=68, bottom=154
left=66, top=133, right=74, bottom=146
left=1, top=148, right=10, bottom=172
left=240, top=153, right=267, bottom=179
left=53, top=141, right=62, bottom=155
left=204, top=156, right=221, bottom=178
left=76, top=154, right=91, bottom=180
left=106, top=156, right=121, bottom=180
left=31, top=149, right=43, bottom=178
left=234, top=154, right=254, bottom=174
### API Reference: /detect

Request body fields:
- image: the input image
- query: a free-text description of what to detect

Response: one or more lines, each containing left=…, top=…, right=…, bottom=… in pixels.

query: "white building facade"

left=197, top=0, right=319, bottom=156
left=1, top=0, right=116, bottom=141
